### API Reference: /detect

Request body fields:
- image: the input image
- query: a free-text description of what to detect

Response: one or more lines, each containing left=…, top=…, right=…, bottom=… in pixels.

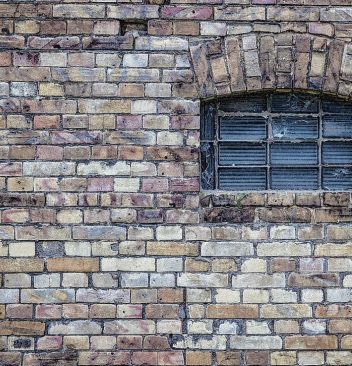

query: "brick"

left=47, top=258, right=99, bottom=272
left=0, top=321, right=45, bottom=336
left=230, top=336, right=282, bottom=350
left=207, top=305, right=258, bottom=319
left=232, top=274, right=285, bottom=288
left=257, top=242, right=311, bottom=256
left=104, top=320, right=155, bottom=335
left=201, top=242, right=253, bottom=257
left=285, top=335, right=337, bottom=350
left=147, top=242, right=198, bottom=256
left=77, top=289, right=129, bottom=304
left=315, top=243, right=352, bottom=256
left=177, top=273, right=228, bottom=288
left=73, top=226, right=126, bottom=240
left=162, top=6, right=212, bottom=20
left=136, top=37, right=188, bottom=51
left=216, top=352, right=241, bottom=365
left=261, top=304, right=312, bottom=318
left=158, top=351, right=184, bottom=365
left=258, top=208, right=311, bottom=223
left=315, top=305, right=352, bottom=318
left=36, top=305, right=62, bottom=319
left=321, top=8, right=352, bottom=21
left=0, top=258, right=44, bottom=273
left=102, top=258, right=155, bottom=272
left=53, top=5, right=105, bottom=18
left=132, top=352, right=157, bottom=365
left=107, top=5, right=159, bottom=19
left=37, top=336, right=62, bottom=351
left=288, top=273, right=339, bottom=287
left=22, top=289, right=75, bottom=304
left=23, top=351, right=78, bottom=366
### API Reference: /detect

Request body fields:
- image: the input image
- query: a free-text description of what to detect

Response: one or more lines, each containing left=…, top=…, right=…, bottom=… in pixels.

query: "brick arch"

left=189, top=33, right=352, bottom=100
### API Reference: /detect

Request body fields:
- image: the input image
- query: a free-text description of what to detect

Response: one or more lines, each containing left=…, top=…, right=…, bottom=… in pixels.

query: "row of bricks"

left=0, top=114, right=199, bottom=130
left=0, top=266, right=350, bottom=285
left=0, top=51, right=188, bottom=69
left=0, top=254, right=351, bottom=273
left=0, top=98, right=199, bottom=114
left=0, top=285, right=352, bottom=304
left=0, top=191, right=349, bottom=207
left=0, top=130, right=195, bottom=147
left=0, top=223, right=344, bottom=243
left=0, top=19, right=343, bottom=39
left=1, top=4, right=352, bottom=22
left=0, top=319, right=351, bottom=340
left=1, top=208, right=351, bottom=226
left=0, top=223, right=351, bottom=238
left=0, top=211, right=351, bottom=226
left=3, top=349, right=352, bottom=366
left=0, top=328, right=350, bottom=350
left=0, top=82, right=198, bottom=99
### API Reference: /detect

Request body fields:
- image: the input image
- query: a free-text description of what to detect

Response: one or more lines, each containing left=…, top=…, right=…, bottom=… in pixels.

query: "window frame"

left=200, top=92, right=352, bottom=192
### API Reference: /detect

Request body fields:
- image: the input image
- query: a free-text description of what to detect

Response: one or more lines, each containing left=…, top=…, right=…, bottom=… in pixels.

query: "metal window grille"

left=200, top=93, right=352, bottom=191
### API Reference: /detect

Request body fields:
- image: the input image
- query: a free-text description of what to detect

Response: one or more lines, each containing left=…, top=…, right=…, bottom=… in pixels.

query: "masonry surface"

left=1, top=1, right=352, bottom=365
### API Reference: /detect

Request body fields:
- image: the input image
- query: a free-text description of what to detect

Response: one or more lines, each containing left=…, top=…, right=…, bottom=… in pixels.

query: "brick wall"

left=1, top=1, right=352, bottom=365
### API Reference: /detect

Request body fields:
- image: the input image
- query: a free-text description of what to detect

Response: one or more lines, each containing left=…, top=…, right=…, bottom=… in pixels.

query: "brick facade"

left=1, top=1, right=352, bottom=365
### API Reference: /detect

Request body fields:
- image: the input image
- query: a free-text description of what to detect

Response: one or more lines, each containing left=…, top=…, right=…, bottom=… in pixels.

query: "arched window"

left=201, top=92, right=352, bottom=191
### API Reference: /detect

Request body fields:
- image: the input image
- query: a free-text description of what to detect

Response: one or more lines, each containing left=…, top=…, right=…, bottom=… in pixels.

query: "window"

left=201, top=93, right=352, bottom=191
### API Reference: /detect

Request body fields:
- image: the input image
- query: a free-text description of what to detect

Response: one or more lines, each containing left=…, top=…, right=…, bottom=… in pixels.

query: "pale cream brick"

left=243, top=289, right=269, bottom=304
left=188, top=320, right=213, bottom=334
left=91, top=336, right=116, bottom=350
left=241, top=259, right=267, bottom=273
left=91, top=241, right=118, bottom=257
left=230, top=335, right=282, bottom=350
left=123, top=54, right=148, bottom=68
left=301, top=289, right=324, bottom=303
left=177, top=273, right=228, bottom=288
left=157, top=131, right=183, bottom=146
left=8, top=242, right=35, bottom=257
left=257, top=242, right=311, bottom=257
left=187, top=289, right=211, bottom=303
left=261, top=304, right=312, bottom=318
left=246, top=320, right=270, bottom=335
left=114, top=178, right=140, bottom=192
left=232, top=274, right=285, bottom=288
left=271, top=351, right=297, bottom=365
left=101, top=258, right=155, bottom=272
left=62, top=273, right=88, bottom=288
left=275, top=320, right=300, bottom=334
left=143, top=115, right=169, bottom=129
left=57, top=209, right=83, bottom=224
left=215, top=289, right=240, bottom=304
left=298, top=351, right=324, bottom=365
left=131, top=100, right=157, bottom=114
left=65, top=242, right=91, bottom=257
left=270, top=225, right=296, bottom=240
left=156, top=226, right=182, bottom=241
left=185, top=226, right=211, bottom=241
left=271, top=289, right=298, bottom=303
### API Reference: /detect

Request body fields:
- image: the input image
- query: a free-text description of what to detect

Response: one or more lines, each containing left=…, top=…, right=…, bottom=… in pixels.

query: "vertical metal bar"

left=267, top=93, right=271, bottom=189
left=318, top=96, right=323, bottom=189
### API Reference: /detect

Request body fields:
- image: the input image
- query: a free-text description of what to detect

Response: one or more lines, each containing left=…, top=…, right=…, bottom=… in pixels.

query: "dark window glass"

left=201, top=92, right=352, bottom=191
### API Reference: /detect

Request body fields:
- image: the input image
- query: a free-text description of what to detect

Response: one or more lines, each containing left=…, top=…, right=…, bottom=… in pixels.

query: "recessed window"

left=201, top=93, right=352, bottom=191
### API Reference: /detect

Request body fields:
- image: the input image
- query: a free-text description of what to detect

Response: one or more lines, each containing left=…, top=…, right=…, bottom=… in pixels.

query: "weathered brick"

left=0, top=321, right=45, bottom=336
left=47, top=258, right=99, bottom=273
left=104, top=320, right=155, bottom=335
left=285, top=335, right=337, bottom=350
